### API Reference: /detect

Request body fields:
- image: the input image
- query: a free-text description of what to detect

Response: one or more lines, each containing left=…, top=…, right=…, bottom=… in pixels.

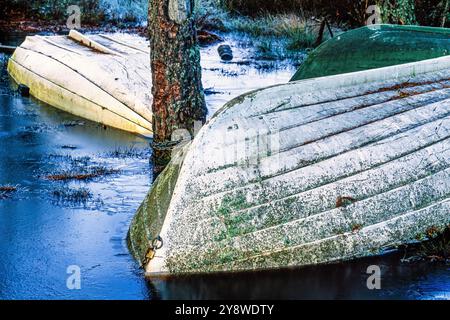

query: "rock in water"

left=218, top=45, right=233, bottom=61
left=18, top=84, right=30, bottom=97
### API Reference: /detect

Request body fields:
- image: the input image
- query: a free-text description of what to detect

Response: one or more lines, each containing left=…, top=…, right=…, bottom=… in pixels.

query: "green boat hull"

left=291, top=25, right=450, bottom=81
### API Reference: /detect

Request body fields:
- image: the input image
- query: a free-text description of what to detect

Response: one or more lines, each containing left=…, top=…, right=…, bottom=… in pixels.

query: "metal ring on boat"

left=152, top=236, right=163, bottom=250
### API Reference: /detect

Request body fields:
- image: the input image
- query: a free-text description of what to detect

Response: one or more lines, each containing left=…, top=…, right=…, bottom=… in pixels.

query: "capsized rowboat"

left=129, top=54, right=450, bottom=276
left=291, top=25, right=450, bottom=81
left=7, top=30, right=153, bottom=136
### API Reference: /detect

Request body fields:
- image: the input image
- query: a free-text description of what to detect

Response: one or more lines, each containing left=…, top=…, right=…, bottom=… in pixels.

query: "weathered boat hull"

left=7, top=32, right=153, bottom=136
left=129, top=55, right=450, bottom=276
left=291, top=25, right=450, bottom=81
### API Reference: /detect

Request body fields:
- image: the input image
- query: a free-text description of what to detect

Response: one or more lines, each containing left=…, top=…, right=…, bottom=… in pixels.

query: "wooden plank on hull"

left=7, top=31, right=153, bottom=136
left=125, top=55, right=450, bottom=276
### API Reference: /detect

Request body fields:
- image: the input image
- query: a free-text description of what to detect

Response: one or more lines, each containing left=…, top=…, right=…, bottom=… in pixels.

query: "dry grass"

left=402, top=226, right=450, bottom=263
left=196, top=2, right=338, bottom=60
left=0, top=185, right=18, bottom=199
left=0, top=185, right=17, bottom=192
left=46, top=166, right=119, bottom=182
left=221, top=0, right=368, bottom=25
left=106, top=146, right=151, bottom=159
left=52, top=187, right=93, bottom=203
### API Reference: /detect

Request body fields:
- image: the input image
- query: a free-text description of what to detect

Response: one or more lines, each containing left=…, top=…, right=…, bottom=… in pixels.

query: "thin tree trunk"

left=442, top=0, right=449, bottom=27
left=149, top=0, right=207, bottom=174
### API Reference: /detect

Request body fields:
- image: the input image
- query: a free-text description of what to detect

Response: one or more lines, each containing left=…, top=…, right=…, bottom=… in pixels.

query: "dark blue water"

left=0, top=32, right=449, bottom=300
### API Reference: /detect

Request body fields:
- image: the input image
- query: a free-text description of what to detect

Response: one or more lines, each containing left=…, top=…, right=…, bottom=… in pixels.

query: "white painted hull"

left=7, top=32, right=153, bottom=136
left=129, top=55, right=450, bottom=276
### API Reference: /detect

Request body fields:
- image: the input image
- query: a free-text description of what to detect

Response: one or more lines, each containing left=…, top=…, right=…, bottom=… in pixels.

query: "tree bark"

left=149, top=0, right=207, bottom=174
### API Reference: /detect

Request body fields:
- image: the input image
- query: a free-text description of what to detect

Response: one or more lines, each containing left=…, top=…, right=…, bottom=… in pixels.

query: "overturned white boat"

left=129, top=55, right=450, bottom=276
left=7, top=30, right=153, bottom=136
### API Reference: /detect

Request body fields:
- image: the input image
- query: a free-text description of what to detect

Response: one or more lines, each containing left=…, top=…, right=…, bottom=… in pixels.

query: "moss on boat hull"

left=129, top=48, right=450, bottom=277
left=128, top=145, right=189, bottom=265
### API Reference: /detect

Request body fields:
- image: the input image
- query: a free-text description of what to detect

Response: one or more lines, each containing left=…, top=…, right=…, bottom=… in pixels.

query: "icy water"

left=0, top=32, right=449, bottom=300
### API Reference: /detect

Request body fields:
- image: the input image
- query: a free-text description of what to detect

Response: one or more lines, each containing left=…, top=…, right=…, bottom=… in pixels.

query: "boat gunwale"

left=291, top=24, right=450, bottom=81
left=8, top=57, right=152, bottom=136
left=17, top=37, right=153, bottom=126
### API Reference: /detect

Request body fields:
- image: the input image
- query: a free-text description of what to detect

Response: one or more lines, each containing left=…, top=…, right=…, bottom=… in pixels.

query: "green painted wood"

left=291, top=25, right=450, bottom=81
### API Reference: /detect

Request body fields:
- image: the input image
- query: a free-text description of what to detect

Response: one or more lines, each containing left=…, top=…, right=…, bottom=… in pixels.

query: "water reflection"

left=148, top=253, right=450, bottom=300
left=0, top=31, right=448, bottom=300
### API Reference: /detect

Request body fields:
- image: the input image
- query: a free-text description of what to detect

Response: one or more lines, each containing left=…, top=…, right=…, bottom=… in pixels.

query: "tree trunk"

left=442, top=0, right=449, bottom=27
left=149, top=0, right=207, bottom=174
